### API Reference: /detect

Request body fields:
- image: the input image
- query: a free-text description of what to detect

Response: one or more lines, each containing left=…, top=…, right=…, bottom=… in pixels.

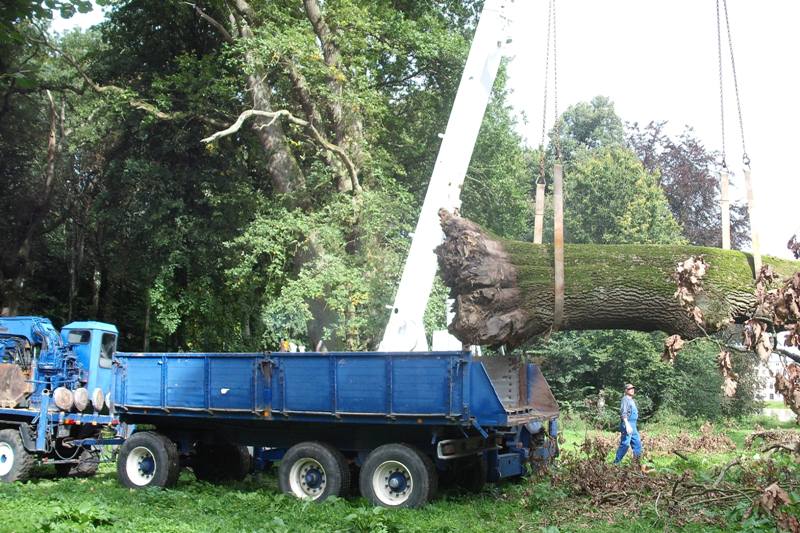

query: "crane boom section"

left=379, top=0, right=514, bottom=351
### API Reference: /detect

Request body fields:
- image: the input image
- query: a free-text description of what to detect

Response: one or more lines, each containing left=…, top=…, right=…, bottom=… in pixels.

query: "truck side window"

left=100, top=333, right=116, bottom=369
left=67, top=330, right=91, bottom=344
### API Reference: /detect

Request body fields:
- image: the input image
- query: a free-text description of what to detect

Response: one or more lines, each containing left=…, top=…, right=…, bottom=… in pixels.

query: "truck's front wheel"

left=117, top=432, right=179, bottom=489
left=0, top=429, right=34, bottom=483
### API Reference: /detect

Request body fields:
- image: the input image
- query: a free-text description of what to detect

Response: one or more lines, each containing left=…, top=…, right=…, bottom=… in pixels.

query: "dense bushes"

left=533, top=331, right=764, bottom=426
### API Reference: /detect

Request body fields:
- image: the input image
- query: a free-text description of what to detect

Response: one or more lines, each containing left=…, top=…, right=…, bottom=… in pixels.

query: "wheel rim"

left=372, top=460, right=413, bottom=506
left=126, top=446, right=157, bottom=486
left=0, top=443, right=14, bottom=477
left=288, top=458, right=327, bottom=500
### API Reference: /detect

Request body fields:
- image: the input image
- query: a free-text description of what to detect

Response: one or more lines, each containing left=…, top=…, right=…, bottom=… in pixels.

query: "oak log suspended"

left=435, top=211, right=800, bottom=348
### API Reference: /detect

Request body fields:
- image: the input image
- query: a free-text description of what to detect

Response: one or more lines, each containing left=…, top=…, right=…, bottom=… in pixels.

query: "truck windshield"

left=100, top=333, right=116, bottom=368
left=67, top=330, right=91, bottom=344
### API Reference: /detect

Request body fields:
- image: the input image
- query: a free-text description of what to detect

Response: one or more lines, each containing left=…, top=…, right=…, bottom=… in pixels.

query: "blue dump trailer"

left=0, top=318, right=559, bottom=508
left=113, top=349, right=559, bottom=507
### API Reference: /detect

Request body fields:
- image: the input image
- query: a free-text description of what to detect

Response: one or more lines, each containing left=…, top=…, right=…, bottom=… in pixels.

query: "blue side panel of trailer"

left=113, top=351, right=558, bottom=428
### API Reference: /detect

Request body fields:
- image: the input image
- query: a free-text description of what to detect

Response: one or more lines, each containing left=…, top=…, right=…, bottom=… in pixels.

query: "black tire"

left=116, top=431, right=179, bottom=489
left=193, top=442, right=251, bottom=483
left=278, top=441, right=350, bottom=502
left=454, top=454, right=487, bottom=493
left=0, top=428, right=34, bottom=483
left=55, top=447, right=99, bottom=478
left=359, top=443, right=437, bottom=508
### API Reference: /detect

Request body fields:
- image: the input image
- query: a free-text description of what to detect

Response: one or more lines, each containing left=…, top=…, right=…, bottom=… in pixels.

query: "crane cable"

left=716, top=0, right=761, bottom=274
left=716, top=0, right=750, bottom=169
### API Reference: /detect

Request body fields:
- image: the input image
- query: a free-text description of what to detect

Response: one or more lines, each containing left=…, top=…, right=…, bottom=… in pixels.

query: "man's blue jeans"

left=614, top=422, right=642, bottom=463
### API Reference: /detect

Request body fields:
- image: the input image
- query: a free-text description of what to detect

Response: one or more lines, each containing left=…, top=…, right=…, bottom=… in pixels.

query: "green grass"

left=0, top=418, right=797, bottom=532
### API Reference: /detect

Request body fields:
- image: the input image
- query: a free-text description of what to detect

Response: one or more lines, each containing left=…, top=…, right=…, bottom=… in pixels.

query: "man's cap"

left=625, top=383, right=635, bottom=391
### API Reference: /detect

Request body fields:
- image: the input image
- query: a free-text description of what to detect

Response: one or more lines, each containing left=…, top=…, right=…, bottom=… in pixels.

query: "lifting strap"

left=552, top=162, right=565, bottom=330
left=534, top=180, right=545, bottom=244
left=720, top=170, right=731, bottom=250
left=744, top=168, right=762, bottom=274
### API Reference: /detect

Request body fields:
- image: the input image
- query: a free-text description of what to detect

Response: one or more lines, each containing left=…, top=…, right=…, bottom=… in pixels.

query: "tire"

left=278, top=441, right=350, bottom=502
left=116, top=431, right=179, bottom=489
left=359, top=443, right=437, bottom=508
left=55, top=447, right=99, bottom=478
left=0, top=429, right=34, bottom=483
left=439, top=454, right=486, bottom=493
left=456, top=454, right=487, bottom=493
left=193, top=442, right=251, bottom=483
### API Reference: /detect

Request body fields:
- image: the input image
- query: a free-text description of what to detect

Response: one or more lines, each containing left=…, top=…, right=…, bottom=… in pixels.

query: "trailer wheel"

left=117, top=432, right=179, bottom=489
left=359, top=443, right=437, bottom=508
left=55, top=447, right=99, bottom=478
left=193, top=442, right=251, bottom=483
left=278, top=442, right=350, bottom=502
left=0, top=429, right=34, bottom=483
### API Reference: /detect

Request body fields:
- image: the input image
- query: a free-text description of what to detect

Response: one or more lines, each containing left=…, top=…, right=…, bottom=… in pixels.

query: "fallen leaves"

left=717, top=350, right=739, bottom=397
left=674, top=256, right=709, bottom=325
left=746, top=483, right=800, bottom=533
left=774, top=363, right=800, bottom=424
left=663, top=334, right=684, bottom=363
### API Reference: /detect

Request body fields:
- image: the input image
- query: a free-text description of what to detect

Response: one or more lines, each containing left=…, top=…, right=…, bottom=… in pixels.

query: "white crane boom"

left=379, top=0, right=516, bottom=351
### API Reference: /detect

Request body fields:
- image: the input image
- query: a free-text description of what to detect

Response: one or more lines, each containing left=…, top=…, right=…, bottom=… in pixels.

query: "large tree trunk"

left=435, top=211, right=800, bottom=348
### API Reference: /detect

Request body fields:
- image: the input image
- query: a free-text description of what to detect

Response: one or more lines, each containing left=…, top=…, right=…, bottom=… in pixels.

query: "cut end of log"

left=436, top=209, right=534, bottom=347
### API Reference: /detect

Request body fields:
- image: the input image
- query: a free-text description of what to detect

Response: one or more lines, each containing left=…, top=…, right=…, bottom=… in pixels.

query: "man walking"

left=614, top=383, right=642, bottom=464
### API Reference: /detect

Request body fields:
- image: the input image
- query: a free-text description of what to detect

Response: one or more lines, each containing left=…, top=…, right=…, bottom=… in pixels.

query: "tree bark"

left=227, top=0, right=305, bottom=195
left=303, top=0, right=363, bottom=193
left=435, top=211, right=800, bottom=348
left=6, top=90, right=62, bottom=314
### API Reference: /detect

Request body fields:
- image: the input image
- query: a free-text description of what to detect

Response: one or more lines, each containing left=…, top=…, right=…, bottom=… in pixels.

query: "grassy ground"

left=0, top=417, right=797, bottom=533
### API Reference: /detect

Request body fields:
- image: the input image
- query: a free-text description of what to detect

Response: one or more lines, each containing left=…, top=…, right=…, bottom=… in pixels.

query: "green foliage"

left=1, top=417, right=796, bottom=532
left=565, top=145, right=685, bottom=245
left=461, top=64, right=533, bottom=241
left=536, top=332, right=764, bottom=425
left=534, top=330, right=675, bottom=424
left=664, top=341, right=764, bottom=420
left=554, top=96, right=626, bottom=161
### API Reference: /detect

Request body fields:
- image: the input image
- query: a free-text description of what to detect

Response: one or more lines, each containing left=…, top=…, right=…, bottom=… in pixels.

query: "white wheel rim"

left=0, top=443, right=14, bottom=477
left=126, top=446, right=157, bottom=486
left=372, top=460, right=413, bottom=506
left=288, top=458, right=327, bottom=500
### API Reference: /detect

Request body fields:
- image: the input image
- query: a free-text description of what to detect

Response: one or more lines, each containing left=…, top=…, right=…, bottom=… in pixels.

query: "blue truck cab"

left=60, top=321, right=118, bottom=405
left=0, top=317, right=119, bottom=483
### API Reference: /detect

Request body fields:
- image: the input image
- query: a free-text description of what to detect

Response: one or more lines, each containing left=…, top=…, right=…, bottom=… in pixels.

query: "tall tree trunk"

left=7, top=91, right=62, bottom=314
left=436, top=212, right=800, bottom=348
left=143, top=290, right=151, bottom=351
left=227, top=0, right=305, bottom=195
left=303, top=0, right=363, bottom=193
left=67, top=221, right=85, bottom=322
